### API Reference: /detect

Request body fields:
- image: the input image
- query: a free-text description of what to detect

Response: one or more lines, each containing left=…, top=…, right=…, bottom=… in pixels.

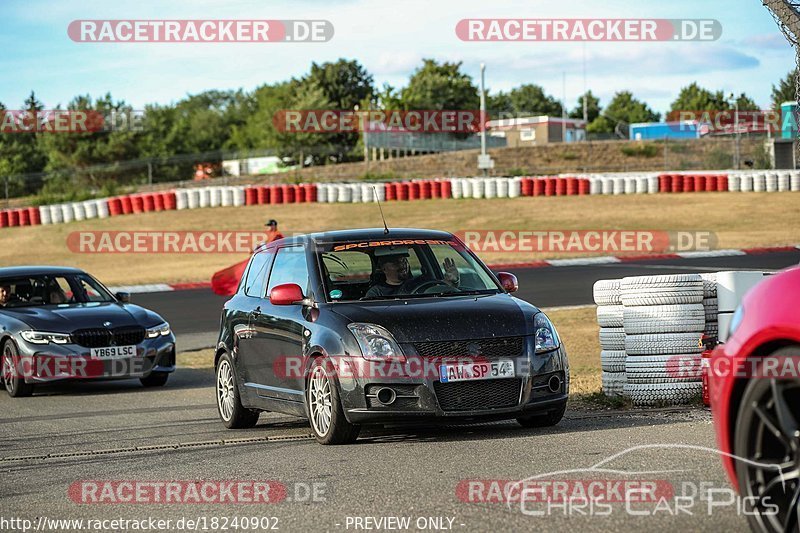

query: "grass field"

left=1, top=192, right=798, bottom=286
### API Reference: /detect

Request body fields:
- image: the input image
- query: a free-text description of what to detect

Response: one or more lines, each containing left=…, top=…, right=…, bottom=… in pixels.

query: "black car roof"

left=267, top=228, right=455, bottom=249
left=0, top=266, right=86, bottom=278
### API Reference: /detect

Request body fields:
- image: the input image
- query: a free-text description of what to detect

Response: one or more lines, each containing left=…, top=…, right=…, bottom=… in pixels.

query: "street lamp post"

left=476, top=63, right=494, bottom=176
left=480, top=63, right=487, bottom=176
left=729, top=93, right=740, bottom=170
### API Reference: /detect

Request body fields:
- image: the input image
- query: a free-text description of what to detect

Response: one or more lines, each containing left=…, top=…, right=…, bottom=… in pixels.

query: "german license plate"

left=90, top=345, right=136, bottom=359
left=439, top=360, right=515, bottom=383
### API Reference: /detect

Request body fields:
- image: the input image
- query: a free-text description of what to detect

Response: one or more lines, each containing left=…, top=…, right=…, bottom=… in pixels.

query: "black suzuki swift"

left=215, top=228, right=568, bottom=444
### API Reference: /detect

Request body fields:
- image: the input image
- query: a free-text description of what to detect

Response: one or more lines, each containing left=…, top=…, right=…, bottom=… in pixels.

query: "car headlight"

left=727, top=305, right=744, bottom=339
left=146, top=323, right=171, bottom=338
left=21, top=331, right=71, bottom=345
left=534, top=312, right=560, bottom=354
left=347, top=323, right=405, bottom=361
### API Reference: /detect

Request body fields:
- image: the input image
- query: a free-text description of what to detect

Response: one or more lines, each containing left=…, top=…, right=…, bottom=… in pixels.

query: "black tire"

left=140, top=371, right=169, bottom=387
left=734, top=347, right=800, bottom=533
left=517, top=402, right=567, bottom=428
left=307, top=358, right=360, bottom=445
left=216, top=353, right=259, bottom=429
left=3, top=339, right=33, bottom=398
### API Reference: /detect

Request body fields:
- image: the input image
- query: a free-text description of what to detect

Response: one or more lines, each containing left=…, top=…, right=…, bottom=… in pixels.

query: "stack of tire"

left=593, top=280, right=625, bottom=397
left=621, top=274, right=704, bottom=405
left=699, top=273, right=718, bottom=339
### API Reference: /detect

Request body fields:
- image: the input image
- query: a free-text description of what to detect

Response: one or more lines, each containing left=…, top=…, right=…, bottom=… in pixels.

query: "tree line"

left=0, top=58, right=795, bottom=200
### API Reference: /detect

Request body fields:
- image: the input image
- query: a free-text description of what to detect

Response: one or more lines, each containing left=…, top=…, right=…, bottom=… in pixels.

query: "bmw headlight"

left=348, top=323, right=405, bottom=361
left=727, top=305, right=744, bottom=339
left=146, top=322, right=171, bottom=338
left=21, top=331, right=71, bottom=345
left=534, top=312, right=560, bottom=354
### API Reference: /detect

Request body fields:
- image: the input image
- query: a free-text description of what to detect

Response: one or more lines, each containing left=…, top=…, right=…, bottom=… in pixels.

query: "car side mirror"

left=497, top=272, right=518, bottom=293
left=269, top=283, right=304, bottom=306
left=116, top=292, right=131, bottom=303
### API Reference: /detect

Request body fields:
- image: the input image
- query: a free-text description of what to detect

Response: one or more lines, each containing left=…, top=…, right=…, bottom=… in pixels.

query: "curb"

left=108, top=244, right=800, bottom=295
left=484, top=244, right=800, bottom=270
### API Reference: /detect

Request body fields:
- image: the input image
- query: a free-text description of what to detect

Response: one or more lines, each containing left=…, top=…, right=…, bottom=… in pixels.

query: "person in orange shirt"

left=211, top=219, right=285, bottom=296
left=264, top=219, right=284, bottom=243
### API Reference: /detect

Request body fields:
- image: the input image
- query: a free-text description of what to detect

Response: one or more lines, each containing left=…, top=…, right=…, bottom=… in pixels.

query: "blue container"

left=630, top=122, right=700, bottom=140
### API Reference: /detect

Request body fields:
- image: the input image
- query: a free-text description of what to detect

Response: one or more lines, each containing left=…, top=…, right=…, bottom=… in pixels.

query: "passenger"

left=49, top=288, right=67, bottom=304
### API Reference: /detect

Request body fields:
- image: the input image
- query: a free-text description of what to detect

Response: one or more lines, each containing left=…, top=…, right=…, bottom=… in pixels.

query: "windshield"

left=0, top=274, right=116, bottom=308
left=318, top=239, right=501, bottom=302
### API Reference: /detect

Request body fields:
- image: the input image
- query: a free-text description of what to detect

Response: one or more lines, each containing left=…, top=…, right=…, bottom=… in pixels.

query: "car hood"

left=329, top=293, right=536, bottom=343
left=0, top=303, right=162, bottom=332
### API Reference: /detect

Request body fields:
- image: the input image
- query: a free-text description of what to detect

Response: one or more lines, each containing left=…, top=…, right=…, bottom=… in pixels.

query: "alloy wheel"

left=2, top=344, right=14, bottom=394
left=309, top=365, right=332, bottom=437
left=217, top=359, right=235, bottom=422
left=740, top=378, right=800, bottom=532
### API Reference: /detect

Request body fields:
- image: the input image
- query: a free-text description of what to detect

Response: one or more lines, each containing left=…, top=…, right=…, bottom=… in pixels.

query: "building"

left=487, top=116, right=586, bottom=146
left=222, top=156, right=295, bottom=177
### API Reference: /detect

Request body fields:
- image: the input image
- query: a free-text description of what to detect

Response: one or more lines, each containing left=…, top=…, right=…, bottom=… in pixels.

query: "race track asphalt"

left=0, top=381, right=748, bottom=532
left=1, top=251, right=795, bottom=531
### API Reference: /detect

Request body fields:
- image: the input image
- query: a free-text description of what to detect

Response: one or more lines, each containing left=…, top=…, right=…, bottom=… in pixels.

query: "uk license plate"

left=90, top=345, right=136, bottom=359
left=439, top=360, right=515, bottom=383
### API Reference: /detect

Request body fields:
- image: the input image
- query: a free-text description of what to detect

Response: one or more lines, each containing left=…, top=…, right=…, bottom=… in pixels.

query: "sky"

left=0, top=0, right=794, bottom=115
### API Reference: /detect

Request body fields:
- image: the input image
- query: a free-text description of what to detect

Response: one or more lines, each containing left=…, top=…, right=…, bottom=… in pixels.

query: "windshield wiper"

left=434, top=290, right=497, bottom=297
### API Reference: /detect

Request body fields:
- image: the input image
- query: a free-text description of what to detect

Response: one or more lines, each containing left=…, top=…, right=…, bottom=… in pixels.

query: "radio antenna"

left=372, top=186, right=390, bottom=234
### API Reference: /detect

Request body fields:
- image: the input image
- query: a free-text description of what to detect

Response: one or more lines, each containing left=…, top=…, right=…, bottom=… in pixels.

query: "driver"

left=364, top=247, right=460, bottom=298
left=0, top=285, right=10, bottom=307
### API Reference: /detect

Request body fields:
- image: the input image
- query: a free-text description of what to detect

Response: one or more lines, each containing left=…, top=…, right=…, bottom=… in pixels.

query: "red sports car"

left=710, top=266, right=800, bottom=532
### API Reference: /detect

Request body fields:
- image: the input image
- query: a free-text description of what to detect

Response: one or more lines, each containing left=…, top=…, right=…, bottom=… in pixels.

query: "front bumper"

left=337, top=342, right=569, bottom=425
left=709, top=342, right=740, bottom=490
left=14, top=335, right=176, bottom=384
